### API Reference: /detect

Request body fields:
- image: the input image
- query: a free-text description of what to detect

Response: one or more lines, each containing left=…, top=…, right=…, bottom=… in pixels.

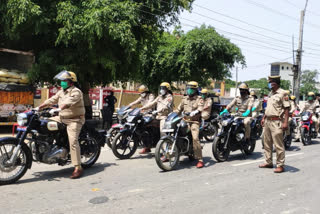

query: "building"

left=270, top=62, right=294, bottom=89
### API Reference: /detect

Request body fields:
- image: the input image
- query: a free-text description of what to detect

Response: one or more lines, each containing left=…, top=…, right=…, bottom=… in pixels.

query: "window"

left=281, top=66, right=284, bottom=70
left=287, top=66, right=289, bottom=70
left=271, top=65, right=280, bottom=76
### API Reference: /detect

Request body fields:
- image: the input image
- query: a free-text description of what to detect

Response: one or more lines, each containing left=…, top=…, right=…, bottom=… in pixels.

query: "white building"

left=270, top=62, right=294, bottom=90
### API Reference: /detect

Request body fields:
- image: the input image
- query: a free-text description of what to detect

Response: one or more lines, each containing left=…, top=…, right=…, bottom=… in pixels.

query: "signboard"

left=34, top=89, right=41, bottom=99
left=49, top=87, right=60, bottom=98
left=89, top=88, right=100, bottom=100
left=0, top=91, right=33, bottom=105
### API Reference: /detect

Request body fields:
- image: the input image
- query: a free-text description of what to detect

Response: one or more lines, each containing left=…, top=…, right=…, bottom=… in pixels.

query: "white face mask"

left=160, top=89, right=166, bottom=95
left=141, top=93, right=147, bottom=98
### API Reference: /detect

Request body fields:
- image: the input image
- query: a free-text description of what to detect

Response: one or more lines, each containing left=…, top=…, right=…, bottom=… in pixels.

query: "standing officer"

left=200, top=88, right=212, bottom=120
left=175, top=81, right=204, bottom=168
left=128, top=85, right=155, bottom=109
left=38, top=70, right=85, bottom=179
left=299, top=92, right=319, bottom=135
left=140, top=82, right=174, bottom=154
left=259, top=76, right=290, bottom=173
left=220, top=83, right=253, bottom=143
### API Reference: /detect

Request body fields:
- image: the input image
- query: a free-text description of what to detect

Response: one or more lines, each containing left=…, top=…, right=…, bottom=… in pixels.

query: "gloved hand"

left=190, top=110, right=199, bottom=117
left=220, top=109, right=228, bottom=116
left=152, top=110, right=158, bottom=116
left=235, top=107, right=238, bottom=112
left=49, top=108, right=61, bottom=115
left=242, top=109, right=251, bottom=117
left=252, top=107, right=256, bottom=112
left=33, top=107, right=39, bottom=111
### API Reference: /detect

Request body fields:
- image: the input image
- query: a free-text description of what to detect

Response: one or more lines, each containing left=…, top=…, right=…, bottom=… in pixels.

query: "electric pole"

left=293, top=0, right=308, bottom=104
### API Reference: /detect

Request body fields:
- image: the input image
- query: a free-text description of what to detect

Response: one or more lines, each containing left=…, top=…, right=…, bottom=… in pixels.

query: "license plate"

left=17, top=126, right=27, bottom=132
left=161, top=129, right=174, bottom=133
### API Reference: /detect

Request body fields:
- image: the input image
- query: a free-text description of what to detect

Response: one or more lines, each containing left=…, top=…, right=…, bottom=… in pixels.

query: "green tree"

left=245, top=78, right=290, bottom=96
left=137, top=25, right=245, bottom=92
left=300, top=70, right=319, bottom=96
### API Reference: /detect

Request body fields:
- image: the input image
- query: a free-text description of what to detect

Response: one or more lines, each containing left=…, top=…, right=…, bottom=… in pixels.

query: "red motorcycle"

left=300, top=111, right=317, bottom=145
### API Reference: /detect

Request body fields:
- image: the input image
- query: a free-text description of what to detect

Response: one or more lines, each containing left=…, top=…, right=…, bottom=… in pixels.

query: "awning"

left=0, top=83, right=34, bottom=92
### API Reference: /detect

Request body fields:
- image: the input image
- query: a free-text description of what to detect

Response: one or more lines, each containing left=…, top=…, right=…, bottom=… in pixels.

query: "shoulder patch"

left=284, top=96, right=289, bottom=101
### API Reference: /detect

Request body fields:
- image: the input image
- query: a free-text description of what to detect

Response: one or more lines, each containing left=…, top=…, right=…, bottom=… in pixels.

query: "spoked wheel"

left=106, top=128, right=119, bottom=148
left=284, top=129, right=293, bottom=150
left=204, top=124, right=218, bottom=142
left=80, top=137, right=101, bottom=169
left=212, top=137, right=230, bottom=162
left=244, top=138, right=256, bottom=155
left=112, top=132, right=138, bottom=159
left=155, top=139, right=180, bottom=171
left=301, top=128, right=311, bottom=146
left=0, top=141, right=31, bottom=185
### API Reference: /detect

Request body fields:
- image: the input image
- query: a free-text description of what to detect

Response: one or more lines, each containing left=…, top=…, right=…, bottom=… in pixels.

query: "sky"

left=177, top=0, right=320, bottom=82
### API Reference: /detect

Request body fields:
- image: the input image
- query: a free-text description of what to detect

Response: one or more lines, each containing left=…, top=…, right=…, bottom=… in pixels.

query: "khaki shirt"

left=201, top=97, right=212, bottom=120
left=265, top=88, right=290, bottom=118
left=227, top=95, right=253, bottom=115
left=44, top=86, right=85, bottom=118
left=128, top=93, right=155, bottom=109
left=176, top=96, right=204, bottom=121
left=301, top=100, right=318, bottom=114
left=141, top=93, right=173, bottom=119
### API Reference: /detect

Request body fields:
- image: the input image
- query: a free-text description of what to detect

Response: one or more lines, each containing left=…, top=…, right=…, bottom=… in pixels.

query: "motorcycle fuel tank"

left=39, top=119, right=65, bottom=134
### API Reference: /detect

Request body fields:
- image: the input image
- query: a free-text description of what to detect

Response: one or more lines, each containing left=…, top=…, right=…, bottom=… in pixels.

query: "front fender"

left=0, top=137, right=32, bottom=169
left=160, top=135, right=175, bottom=142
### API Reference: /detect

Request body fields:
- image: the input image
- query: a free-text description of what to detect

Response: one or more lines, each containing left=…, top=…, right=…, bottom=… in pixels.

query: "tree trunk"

left=82, top=81, right=92, bottom=120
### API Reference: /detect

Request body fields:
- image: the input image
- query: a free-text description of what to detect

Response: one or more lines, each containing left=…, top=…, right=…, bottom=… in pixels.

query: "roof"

left=270, top=62, right=293, bottom=66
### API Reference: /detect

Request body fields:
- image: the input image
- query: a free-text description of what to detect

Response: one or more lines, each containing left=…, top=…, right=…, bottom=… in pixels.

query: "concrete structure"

left=270, top=62, right=294, bottom=90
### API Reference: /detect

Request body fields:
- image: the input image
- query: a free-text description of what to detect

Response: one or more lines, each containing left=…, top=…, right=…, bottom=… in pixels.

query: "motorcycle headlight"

left=17, top=113, right=28, bottom=126
left=127, top=116, right=135, bottom=123
left=302, top=115, right=309, bottom=121
left=163, top=122, right=172, bottom=130
left=222, top=120, right=229, bottom=127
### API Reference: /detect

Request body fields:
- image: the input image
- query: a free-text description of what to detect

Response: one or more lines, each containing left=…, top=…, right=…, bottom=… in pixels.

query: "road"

left=0, top=132, right=319, bottom=214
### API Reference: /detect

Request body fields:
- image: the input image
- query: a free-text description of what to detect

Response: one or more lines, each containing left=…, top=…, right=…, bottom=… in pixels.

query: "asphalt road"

left=0, top=133, right=319, bottom=214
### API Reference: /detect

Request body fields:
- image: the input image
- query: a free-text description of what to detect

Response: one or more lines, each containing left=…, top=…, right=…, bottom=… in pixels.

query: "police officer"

left=285, top=91, right=297, bottom=137
left=250, top=91, right=261, bottom=118
left=38, top=70, right=85, bottom=179
left=300, top=92, right=319, bottom=135
left=175, top=81, right=204, bottom=168
left=128, top=85, right=155, bottom=109
left=220, top=82, right=253, bottom=143
left=200, top=88, right=212, bottom=121
left=140, top=82, right=174, bottom=154
left=259, top=76, right=290, bottom=173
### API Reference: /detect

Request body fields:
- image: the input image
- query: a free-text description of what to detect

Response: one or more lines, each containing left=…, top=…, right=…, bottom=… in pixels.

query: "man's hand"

left=49, top=108, right=61, bottom=115
left=282, top=122, right=288, bottom=130
left=152, top=110, right=158, bottom=116
left=261, top=118, right=265, bottom=127
left=190, top=110, right=199, bottom=117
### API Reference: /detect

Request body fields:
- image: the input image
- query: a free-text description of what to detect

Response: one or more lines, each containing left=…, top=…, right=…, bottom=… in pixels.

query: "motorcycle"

left=0, top=109, right=103, bottom=185
left=212, top=113, right=256, bottom=162
left=199, top=114, right=220, bottom=142
left=251, top=113, right=263, bottom=140
left=155, top=112, right=206, bottom=171
left=105, top=106, right=132, bottom=148
left=111, top=108, right=160, bottom=159
left=300, top=111, right=317, bottom=145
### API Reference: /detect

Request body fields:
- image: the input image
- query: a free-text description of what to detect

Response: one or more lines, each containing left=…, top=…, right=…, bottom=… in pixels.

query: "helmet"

left=250, top=91, right=255, bottom=96
left=160, top=82, right=171, bottom=90
left=138, top=85, right=148, bottom=93
left=238, top=82, right=249, bottom=91
left=187, top=81, right=199, bottom=89
left=201, top=88, right=208, bottom=94
left=285, top=90, right=290, bottom=95
left=308, top=92, right=315, bottom=96
left=290, top=95, right=296, bottom=100
left=54, top=70, right=77, bottom=82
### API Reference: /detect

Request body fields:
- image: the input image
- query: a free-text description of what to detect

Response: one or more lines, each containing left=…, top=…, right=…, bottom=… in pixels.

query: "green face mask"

left=201, top=95, right=206, bottom=99
left=308, top=96, right=313, bottom=101
left=187, top=88, right=195, bottom=96
left=60, top=81, right=69, bottom=90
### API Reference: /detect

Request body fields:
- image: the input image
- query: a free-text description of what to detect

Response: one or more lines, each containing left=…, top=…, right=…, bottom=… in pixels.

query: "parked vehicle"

left=300, top=111, right=317, bottom=145
left=0, top=109, right=103, bottom=185
left=111, top=108, right=160, bottom=159
left=212, top=113, right=256, bottom=162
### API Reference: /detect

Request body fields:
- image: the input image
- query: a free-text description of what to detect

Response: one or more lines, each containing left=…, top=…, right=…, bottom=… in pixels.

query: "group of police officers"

left=38, top=71, right=319, bottom=179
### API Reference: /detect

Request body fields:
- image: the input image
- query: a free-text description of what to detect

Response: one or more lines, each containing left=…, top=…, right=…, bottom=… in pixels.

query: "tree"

left=246, top=78, right=290, bottom=96
left=137, top=25, right=245, bottom=92
left=300, top=70, right=319, bottom=96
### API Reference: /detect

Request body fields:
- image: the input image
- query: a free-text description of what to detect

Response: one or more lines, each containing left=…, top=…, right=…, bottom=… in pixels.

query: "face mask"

left=60, top=81, right=69, bottom=90
left=240, top=91, right=247, bottom=97
left=141, top=93, right=147, bottom=98
left=201, top=95, right=206, bottom=99
left=308, top=96, right=313, bottom=101
left=187, top=88, right=195, bottom=96
left=160, top=89, right=166, bottom=95
left=268, top=83, right=272, bottom=89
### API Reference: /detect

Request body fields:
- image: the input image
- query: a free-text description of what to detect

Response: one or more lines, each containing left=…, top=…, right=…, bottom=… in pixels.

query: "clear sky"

left=177, top=0, right=320, bottom=82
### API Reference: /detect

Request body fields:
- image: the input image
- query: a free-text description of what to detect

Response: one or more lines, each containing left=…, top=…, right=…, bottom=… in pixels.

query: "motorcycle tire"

left=212, top=136, right=230, bottom=162
left=301, top=128, right=311, bottom=146
left=155, top=139, right=180, bottom=171
left=0, top=139, right=32, bottom=185
left=204, top=124, right=218, bottom=142
left=106, top=128, right=119, bottom=149
left=112, top=132, right=138, bottom=159
left=244, top=139, right=256, bottom=155
left=284, top=129, right=293, bottom=150
left=80, top=137, right=101, bottom=169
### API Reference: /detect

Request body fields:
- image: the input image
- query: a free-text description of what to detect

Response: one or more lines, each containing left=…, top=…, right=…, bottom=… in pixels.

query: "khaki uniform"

left=201, top=97, right=212, bottom=120
left=300, top=100, right=319, bottom=133
left=176, top=96, right=204, bottom=160
left=285, top=100, right=297, bottom=136
left=251, top=98, right=261, bottom=118
left=43, top=86, right=85, bottom=166
left=264, top=88, right=290, bottom=167
left=227, top=95, right=253, bottom=139
left=141, top=93, right=174, bottom=134
left=128, top=93, right=155, bottom=109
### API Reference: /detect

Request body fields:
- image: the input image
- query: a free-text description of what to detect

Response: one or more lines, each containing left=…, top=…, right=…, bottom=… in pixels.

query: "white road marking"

left=232, top=152, right=304, bottom=167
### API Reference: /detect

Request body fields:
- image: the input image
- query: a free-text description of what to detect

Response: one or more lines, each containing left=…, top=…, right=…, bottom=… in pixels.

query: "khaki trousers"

left=244, top=117, right=252, bottom=139
left=160, top=119, right=166, bottom=137
left=312, top=115, right=319, bottom=134
left=188, top=122, right=203, bottom=161
left=263, top=119, right=285, bottom=167
left=50, top=116, right=85, bottom=166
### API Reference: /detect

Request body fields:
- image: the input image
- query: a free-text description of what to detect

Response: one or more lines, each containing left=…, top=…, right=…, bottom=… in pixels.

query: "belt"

left=60, top=115, right=84, bottom=119
left=266, top=116, right=281, bottom=121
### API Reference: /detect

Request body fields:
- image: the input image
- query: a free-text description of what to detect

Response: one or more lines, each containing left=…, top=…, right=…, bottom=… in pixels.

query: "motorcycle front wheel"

left=80, top=137, right=101, bottom=168
left=284, top=128, right=293, bottom=150
left=212, top=137, right=230, bottom=162
left=0, top=140, right=32, bottom=185
left=244, top=139, right=256, bottom=155
left=112, top=132, right=138, bottom=159
left=106, top=128, right=119, bottom=148
left=155, top=139, right=180, bottom=171
left=301, top=128, right=311, bottom=146
left=204, top=124, right=218, bottom=142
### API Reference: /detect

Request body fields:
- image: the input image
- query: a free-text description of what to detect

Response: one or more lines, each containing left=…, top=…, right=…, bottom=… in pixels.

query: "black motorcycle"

left=212, top=113, right=256, bottom=162
left=111, top=108, right=160, bottom=159
left=200, top=114, right=219, bottom=142
left=251, top=114, right=263, bottom=140
left=0, top=109, right=103, bottom=185
left=105, top=106, right=132, bottom=148
left=155, top=112, right=203, bottom=171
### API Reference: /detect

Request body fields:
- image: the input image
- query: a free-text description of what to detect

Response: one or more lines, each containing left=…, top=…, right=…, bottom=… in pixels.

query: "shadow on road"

left=285, top=165, right=300, bottom=173
left=16, top=162, right=116, bottom=185
left=227, top=151, right=263, bottom=162
left=286, top=146, right=301, bottom=152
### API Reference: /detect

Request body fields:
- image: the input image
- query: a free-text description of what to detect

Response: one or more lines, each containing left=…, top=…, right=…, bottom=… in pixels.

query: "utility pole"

left=235, top=66, right=238, bottom=97
left=293, top=0, right=308, bottom=104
